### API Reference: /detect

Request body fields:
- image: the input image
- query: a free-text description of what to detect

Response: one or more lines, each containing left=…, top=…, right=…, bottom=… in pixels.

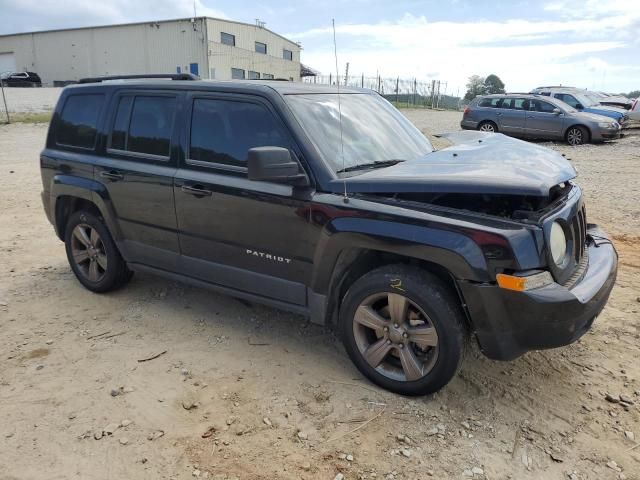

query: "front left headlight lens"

left=598, top=122, right=615, bottom=128
left=550, top=221, right=567, bottom=266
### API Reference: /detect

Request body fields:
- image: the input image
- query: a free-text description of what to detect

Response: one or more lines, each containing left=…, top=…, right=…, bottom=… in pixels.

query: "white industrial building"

left=0, top=17, right=302, bottom=84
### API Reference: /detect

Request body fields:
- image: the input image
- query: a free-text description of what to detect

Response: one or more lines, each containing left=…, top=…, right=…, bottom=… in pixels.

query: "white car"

left=628, top=98, right=640, bottom=121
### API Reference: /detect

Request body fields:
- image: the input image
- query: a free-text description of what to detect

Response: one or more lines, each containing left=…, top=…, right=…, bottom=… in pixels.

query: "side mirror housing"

left=553, top=108, right=562, bottom=115
left=575, top=103, right=584, bottom=110
left=247, top=147, right=308, bottom=186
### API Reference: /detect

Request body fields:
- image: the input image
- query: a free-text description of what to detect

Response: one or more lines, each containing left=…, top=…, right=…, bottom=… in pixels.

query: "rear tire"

left=64, top=210, right=133, bottom=293
left=566, top=126, right=588, bottom=146
left=478, top=121, right=498, bottom=133
left=339, top=265, right=467, bottom=395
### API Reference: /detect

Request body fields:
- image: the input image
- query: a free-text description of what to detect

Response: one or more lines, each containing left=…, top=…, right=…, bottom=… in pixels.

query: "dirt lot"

left=1, top=108, right=639, bottom=480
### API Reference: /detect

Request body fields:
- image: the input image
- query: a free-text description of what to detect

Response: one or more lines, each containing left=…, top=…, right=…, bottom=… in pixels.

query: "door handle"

left=100, top=170, right=124, bottom=181
left=496, top=112, right=502, bottom=116
left=181, top=184, right=212, bottom=197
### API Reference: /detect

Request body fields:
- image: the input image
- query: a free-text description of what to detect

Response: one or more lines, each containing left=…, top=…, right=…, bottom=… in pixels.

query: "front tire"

left=566, top=126, right=588, bottom=146
left=340, top=265, right=467, bottom=395
left=64, top=210, right=132, bottom=293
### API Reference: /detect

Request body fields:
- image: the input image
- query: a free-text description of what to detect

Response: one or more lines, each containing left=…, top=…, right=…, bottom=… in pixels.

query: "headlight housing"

left=550, top=221, right=567, bottom=266
left=597, top=122, right=616, bottom=128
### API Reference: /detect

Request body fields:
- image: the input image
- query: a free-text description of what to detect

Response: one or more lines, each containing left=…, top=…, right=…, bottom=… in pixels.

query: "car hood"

left=329, top=132, right=577, bottom=197
left=586, top=106, right=624, bottom=116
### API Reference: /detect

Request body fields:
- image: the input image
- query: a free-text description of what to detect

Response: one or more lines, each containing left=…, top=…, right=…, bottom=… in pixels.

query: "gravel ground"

left=0, top=104, right=638, bottom=480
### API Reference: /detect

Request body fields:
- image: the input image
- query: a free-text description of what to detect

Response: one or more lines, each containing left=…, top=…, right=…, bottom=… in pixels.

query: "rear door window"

left=478, top=97, right=502, bottom=108
left=55, top=94, right=105, bottom=149
left=188, top=98, right=290, bottom=170
left=108, top=95, right=177, bottom=159
left=512, top=98, right=528, bottom=110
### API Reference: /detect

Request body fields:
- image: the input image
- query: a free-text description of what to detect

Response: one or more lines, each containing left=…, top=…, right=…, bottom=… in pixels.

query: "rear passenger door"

left=94, top=91, right=182, bottom=270
left=173, top=93, right=315, bottom=307
left=524, top=99, right=564, bottom=138
left=496, top=97, right=526, bottom=135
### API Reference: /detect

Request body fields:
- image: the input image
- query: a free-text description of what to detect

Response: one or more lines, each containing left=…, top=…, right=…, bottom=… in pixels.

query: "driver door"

left=173, top=93, right=315, bottom=306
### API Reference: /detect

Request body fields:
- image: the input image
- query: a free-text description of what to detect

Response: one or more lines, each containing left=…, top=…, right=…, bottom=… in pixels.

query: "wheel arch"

left=50, top=175, right=121, bottom=242
left=320, top=247, right=472, bottom=330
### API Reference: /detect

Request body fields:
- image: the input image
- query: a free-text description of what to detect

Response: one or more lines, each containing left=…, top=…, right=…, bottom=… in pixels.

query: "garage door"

left=0, top=52, right=17, bottom=74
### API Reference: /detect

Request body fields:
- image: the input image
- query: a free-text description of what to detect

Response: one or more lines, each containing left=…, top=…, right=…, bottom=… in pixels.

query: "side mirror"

left=575, top=103, right=584, bottom=110
left=553, top=108, right=562, bottom=115
left=247, top=147, right=308, bottom=186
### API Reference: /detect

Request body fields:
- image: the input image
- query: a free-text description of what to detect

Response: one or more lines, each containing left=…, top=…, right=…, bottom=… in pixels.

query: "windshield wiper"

left=336, top=159, right=405, bottom=174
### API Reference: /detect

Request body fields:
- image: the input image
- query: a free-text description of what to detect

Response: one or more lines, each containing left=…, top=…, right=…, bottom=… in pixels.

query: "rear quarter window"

left=55, top=94, right=104, bottom=149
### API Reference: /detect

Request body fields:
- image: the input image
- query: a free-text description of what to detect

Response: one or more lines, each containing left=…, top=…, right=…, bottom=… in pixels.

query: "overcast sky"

left=1, top=0, right=638, bottom=94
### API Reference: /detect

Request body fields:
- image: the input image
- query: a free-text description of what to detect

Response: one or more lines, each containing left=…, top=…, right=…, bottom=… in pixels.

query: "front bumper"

left=596, top=128, right=622, bottom=141
left=458, top=225, right=617, bottom=360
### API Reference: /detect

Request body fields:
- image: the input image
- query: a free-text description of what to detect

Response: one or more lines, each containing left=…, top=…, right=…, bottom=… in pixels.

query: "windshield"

left=574, top=92, right=598, bottom=107
left=285, top=93, right=434, bottom=174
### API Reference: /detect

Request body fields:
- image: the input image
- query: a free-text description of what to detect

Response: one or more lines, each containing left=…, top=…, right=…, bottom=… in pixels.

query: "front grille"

left=571, top=205, right=587, bottom=264
left=560, top=204, right=588, bottom=288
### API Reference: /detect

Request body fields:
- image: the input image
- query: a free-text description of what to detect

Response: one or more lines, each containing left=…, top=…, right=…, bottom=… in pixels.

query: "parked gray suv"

left=461, top=94, right=621, bottom=145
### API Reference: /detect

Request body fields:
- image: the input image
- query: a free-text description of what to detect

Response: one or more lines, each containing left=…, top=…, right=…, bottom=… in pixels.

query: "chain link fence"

left=303, top=74, right=461, bottom=110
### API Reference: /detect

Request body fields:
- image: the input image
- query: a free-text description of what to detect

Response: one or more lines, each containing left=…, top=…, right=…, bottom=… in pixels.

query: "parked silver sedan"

left=461, top=94, right=621, bottom=145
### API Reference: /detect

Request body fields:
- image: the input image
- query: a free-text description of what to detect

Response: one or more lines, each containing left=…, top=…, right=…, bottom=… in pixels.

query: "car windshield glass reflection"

left=285, top=93, right=434, bottom=174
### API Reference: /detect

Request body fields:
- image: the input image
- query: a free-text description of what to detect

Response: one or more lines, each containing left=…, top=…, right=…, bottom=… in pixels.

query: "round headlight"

left=550, top=222, right=567, bottom=266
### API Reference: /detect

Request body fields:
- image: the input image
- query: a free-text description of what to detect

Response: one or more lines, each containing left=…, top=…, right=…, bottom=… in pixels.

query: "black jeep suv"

left=40, top=74, right=617, bottom=395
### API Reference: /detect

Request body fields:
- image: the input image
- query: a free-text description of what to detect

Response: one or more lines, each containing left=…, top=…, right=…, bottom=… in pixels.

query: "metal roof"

left=65, top=77, right=370, bottom=95
left=0, top=16, right=301, bottom=48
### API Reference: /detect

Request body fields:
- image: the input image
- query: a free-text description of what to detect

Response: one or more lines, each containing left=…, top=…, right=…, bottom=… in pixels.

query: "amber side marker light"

left=496, top=271, right=554, bottom=292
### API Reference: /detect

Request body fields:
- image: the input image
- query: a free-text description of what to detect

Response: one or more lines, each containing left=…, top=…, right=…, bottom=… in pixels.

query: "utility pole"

left=344, top=62, right=349, bottom=86
left=1, top=79, right=9, bottom=124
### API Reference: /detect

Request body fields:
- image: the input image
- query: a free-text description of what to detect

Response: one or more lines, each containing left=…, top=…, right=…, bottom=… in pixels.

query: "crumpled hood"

left=330, top=132, right=577, bottom=197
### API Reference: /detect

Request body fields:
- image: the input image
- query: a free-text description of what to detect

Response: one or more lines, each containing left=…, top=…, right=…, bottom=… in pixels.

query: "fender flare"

left=50, top=174, right=122, bottom=242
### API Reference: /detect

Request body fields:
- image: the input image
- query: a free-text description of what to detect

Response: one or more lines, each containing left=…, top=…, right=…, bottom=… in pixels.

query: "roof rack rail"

left=78, top=73, right=200, bottom=84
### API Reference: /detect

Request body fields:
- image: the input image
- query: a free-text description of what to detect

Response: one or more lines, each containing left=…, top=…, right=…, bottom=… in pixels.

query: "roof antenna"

left=332, top=19, right=348, bottom=204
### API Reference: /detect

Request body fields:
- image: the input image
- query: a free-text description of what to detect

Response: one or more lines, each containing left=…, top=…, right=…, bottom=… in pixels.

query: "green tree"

left=484, top=74, right=506, bottom=94
left=464, top=75, right=486, bottom=101
left=626, top=90, right=639, bottom=98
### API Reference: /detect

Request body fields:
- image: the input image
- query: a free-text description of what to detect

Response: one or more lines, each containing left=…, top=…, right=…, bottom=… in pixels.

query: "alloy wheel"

left=352, top=292, right=439, bottom=382
left=479, top=123, right=495, bottom=132
left=567, top=128, right=583, bottom=146
left=70, top=224, right=108, bottom=282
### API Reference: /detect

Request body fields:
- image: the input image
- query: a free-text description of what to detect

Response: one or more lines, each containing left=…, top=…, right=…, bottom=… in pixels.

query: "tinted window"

left=263, top=73, right=274, bottom=79
left=126, top=96, right=176, bottom=157
left=221, top=32, right=235, bottom=46
left=478, top=97, right=501, bottom=108
left=189, top=99, right=289, bottom=168
left=56, top=94, right=104, bottom=149
left=531, top=100, right=557, bottom=113
left=110, top=96, right=133, bottom=150
left=231, top=68, right=245, bottom=80
left=283, top=49, right=293, bottom=61
left=255, top=42, right=267, bottom=54
left=248, top=71, right=260, bottom=80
